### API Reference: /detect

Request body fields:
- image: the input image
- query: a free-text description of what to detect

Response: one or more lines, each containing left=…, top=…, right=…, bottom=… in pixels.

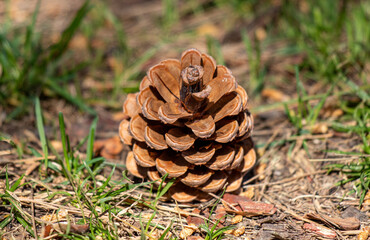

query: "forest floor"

left=0, top=0, right=369, bottom=239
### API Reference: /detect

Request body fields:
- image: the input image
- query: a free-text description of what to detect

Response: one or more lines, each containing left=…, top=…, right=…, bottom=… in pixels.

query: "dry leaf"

left=303, top=222, right=336, bottom=239
left=215, top=205, right=226, bottom=223
left=187, top=208, right=207, bottom=227
left=223, top=193, right=277, bottom=217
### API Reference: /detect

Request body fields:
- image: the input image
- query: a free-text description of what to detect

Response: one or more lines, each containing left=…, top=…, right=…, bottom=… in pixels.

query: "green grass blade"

left=158, top=220, right=173, bottom=240
left=35, top=98, right=49, bottom=167
left=308, top=85, right=333, bottom=126
left=59, top=112, right=71, bottom=172
left=10, top=174, right=25, bottom=192
left=153, top=177, right=175, bottom=207
left=48, top=80, right=96, bottom=115
left=86, top=117, right=98, bottom=163
left=15, top=213, right=35, bottom=237
left=0, top=215, right=12, bottom=229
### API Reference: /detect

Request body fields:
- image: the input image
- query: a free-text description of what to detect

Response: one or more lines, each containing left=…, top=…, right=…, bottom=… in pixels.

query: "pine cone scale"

left=144, top=125, right=168, bottom=150
left=165, top=128, right=196, bottom=151
left=185, top=115, right=215, bottom=138
left=156, top=152, right=189, bottom=178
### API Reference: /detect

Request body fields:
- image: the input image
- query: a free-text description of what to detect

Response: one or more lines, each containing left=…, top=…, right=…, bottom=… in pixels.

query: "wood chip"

left=223, top=193, right=277, bottom=217
left=358, top=227, right=370, bottom=240
left=231, top=215, right=243, bottom=224
left=303, top=222, right=336, bottom=239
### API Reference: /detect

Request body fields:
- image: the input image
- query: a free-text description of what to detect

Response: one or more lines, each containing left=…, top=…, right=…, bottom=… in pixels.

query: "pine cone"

left=119, top=49, right=255, bottom=202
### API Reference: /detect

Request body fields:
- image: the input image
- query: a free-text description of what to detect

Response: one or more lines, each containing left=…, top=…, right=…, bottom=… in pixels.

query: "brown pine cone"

left=119, top=49, right=255, bottom=202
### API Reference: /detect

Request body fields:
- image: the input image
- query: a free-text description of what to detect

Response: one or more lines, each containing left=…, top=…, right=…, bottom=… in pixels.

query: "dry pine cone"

left=119, top=49, right=255, bottom=202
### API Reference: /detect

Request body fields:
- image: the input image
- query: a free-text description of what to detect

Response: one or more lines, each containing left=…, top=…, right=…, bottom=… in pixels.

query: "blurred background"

left=1, top=0, right=368, bottom=119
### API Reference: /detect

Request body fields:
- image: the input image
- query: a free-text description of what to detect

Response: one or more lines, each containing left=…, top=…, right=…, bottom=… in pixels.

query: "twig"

left=0, top=149, right=14, bottom=156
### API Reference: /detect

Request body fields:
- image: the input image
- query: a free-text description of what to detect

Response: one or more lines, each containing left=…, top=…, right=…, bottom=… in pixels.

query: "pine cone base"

left=119, top=49, right=256, bottom=202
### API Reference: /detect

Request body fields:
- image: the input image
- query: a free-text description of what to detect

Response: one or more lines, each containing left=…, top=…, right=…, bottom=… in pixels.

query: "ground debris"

left=341, top=206, right=369, bottom=223
left=255, top=223, right=304, bottom=240
left=305, top=212, right=360, bottom=230
left=223, top=193, right=277, bottom=217
left=358, top=227, right=370, bottom=240
left=303, top=222, right=337, bottom=239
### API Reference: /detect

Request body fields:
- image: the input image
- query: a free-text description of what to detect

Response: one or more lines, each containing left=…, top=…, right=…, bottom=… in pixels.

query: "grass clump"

left=0, top=0, right=94, bottom=119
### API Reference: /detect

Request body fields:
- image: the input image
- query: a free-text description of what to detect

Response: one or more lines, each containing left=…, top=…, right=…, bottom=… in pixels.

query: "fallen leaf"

left=223, top=193, right=277, bottom=217
left=214, top=205, right=226, bottom=224
left=303, top=222, right=336, bottom=239
left=186, top=208, right=206, bottom=227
